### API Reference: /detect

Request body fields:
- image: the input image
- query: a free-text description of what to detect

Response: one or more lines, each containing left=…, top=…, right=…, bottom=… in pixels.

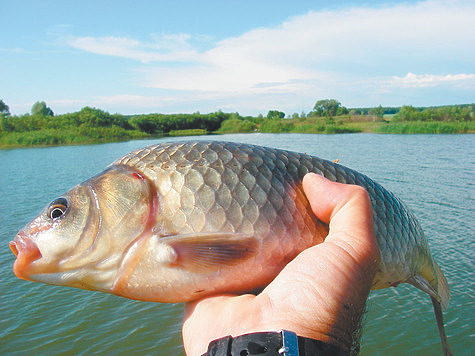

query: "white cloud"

left=391, top=73, right=475, bottom=88
left=65, top=0, right=475, bottom=112
left=140, top=1, right=474, bottom=95
left=69, top=34, right=199, bottom=63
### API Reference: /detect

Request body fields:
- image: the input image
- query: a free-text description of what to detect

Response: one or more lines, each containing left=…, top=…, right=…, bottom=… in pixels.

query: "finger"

left=302, top=173, right=379, bottom=263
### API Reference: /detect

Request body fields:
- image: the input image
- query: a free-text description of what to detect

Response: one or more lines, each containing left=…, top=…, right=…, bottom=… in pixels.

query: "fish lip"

left=10, top=232, right=42, bottom=280
left=9, top=240, right=19, bottom=257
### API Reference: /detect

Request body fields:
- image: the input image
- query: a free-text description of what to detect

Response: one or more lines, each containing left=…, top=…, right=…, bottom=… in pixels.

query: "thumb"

left=302, top=173, right=380, bottom=265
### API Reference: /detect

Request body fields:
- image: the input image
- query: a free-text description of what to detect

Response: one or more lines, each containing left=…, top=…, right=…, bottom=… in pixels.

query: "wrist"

left=201, top=330, right=348, bottom=356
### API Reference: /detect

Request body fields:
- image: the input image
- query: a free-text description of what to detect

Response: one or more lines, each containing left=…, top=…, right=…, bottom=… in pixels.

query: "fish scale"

left=10, top=140, right=451, bottom=355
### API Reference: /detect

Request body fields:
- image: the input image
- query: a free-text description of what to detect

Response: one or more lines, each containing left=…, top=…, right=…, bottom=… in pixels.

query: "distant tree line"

left=128, top=111, right=231, bottom=134
left=349, top=106, right=400, bottom=116
left=0, top=106, right=132, bottom=133
left=289, top=100, right=473, bottom=121
left=0, top=101, right=231, bottom=135
left=393, top=105, right=473, bottom=122
left=0, top=98, right=473, bottom=145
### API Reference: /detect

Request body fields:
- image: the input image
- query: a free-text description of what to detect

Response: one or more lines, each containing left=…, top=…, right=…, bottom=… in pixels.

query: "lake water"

left=0, top=133, right=473, bottom=355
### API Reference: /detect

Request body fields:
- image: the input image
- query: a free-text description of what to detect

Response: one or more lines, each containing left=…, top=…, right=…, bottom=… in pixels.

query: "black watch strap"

left=202, top=330, right=347, bottom=356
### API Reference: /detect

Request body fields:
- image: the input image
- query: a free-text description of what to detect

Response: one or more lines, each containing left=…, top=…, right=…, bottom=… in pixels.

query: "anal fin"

left=407, top=274, right=440, bottom=301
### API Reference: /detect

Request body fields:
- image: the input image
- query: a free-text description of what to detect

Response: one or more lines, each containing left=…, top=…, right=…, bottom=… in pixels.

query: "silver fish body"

left=115, top=141, right=447, bottom=301
left=10, top=140, right=451, bottom=354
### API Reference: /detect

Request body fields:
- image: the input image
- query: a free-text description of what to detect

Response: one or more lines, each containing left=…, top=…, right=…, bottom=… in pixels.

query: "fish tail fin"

left=408, top=259, right=451, bottom=355
left=431, top=296, right=453, bottom=356
left=408, top=259, right=450, bottom=310
left=434, top=260, right=450, bottom=311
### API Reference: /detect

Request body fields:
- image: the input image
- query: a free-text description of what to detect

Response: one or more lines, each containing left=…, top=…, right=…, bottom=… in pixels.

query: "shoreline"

left=1, top=127, right=473, bottom=150
left=2, top=105, right=473, bottom=149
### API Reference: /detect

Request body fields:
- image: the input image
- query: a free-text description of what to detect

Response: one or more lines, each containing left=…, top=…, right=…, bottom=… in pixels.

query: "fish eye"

left=48, top=198, right=69, bottom=220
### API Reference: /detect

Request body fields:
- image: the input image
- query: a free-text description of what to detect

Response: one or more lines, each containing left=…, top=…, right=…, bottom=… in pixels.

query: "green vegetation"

left=313, top=99, right=349, bottom=117
left=128, top=111, right=230, bottom=134
left=266, top=110, right=286, bottom=120
left=392, top=104, right=472, bottom=122
left=31, top=101, right=54, bottom=117
left=0, top=127, right=146, bottom=146
left=0, top=106, right=149, bottom=147
left=0, top=99, right=473, bottom=148
left=374, top=104, right=474, bottom=133
left=376, top=121, right=475, bottom=134
left=0, top=100, right=9, bottom=116
left=168, top=129, right=208, bottom=136
left=0, top=105, right=230, bottom=148
left=217, top=117, right=256, bottom=133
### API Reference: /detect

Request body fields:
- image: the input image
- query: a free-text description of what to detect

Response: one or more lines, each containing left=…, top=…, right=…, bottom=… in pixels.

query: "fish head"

left=10, top=165, right=154, bottom=292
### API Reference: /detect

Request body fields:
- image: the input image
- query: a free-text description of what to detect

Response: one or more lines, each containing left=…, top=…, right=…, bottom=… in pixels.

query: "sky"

left=1, top=0, right=474, bottom=116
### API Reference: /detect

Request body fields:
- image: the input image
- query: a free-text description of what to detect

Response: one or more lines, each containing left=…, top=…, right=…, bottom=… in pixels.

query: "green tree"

left=0, top=99, right=10, bottom=116
left=129, top=115, right=160, bottom=134
left=78, top=107, right=112, bottom=127
left=336, top=106, right=349, bottom=116
left=31, top=101, right=54, bottom=116
left=266, top=110, right=285, bottom=119
left=369, top=105, right=384, bottom=118
left=313, top=99, right=346, bottom=117
left=394, top=105, right=420, bottom=121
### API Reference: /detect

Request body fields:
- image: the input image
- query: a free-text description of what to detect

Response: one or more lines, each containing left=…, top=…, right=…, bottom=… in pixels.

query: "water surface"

left=1, top=134, right=473, bottom=355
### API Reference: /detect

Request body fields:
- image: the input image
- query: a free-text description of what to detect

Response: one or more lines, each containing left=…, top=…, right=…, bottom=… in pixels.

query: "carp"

left=10, top=141, right=451, bottom=354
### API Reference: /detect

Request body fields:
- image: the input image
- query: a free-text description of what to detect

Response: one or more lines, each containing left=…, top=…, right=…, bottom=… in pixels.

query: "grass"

left=376, top=120, right=475, bottom=134
left=168, top=129, right=208, bottom=136
left=0, top=127, right=148, bottom=148
left=213, top=116, right=473, bottom=136
left=216, top=118, right=256, bottom=133
left=277, top=117, right=362, bottom=134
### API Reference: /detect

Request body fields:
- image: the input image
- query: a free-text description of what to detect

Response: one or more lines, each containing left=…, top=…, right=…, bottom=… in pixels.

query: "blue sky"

left=1, top=0, right=474, bottom=116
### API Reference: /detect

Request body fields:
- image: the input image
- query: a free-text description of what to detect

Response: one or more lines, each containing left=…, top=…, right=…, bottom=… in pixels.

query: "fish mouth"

left=10, top=233, right=42, bottom=280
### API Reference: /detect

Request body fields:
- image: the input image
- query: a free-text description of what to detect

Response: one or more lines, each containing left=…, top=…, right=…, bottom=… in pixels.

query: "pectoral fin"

left=161, top=233, right=258, bottom=273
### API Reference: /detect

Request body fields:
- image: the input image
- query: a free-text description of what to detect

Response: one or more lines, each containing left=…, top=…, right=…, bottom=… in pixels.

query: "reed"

left=376, top=121, right=475, bottom=134
left=168, top=129, right=208, bottom=136
left=0, top=127, right=148, bottom=148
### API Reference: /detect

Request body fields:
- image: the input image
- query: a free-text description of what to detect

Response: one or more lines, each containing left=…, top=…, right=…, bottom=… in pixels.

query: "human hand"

left=182, top=173, right=381, bottom=355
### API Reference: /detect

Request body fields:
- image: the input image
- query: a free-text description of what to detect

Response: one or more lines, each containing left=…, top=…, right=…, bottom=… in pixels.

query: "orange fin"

left=162, top=233, right=257, bottom=273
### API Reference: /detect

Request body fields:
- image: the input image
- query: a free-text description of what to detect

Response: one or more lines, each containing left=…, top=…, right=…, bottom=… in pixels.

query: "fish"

left=10, top=140, right=451, bottom=354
